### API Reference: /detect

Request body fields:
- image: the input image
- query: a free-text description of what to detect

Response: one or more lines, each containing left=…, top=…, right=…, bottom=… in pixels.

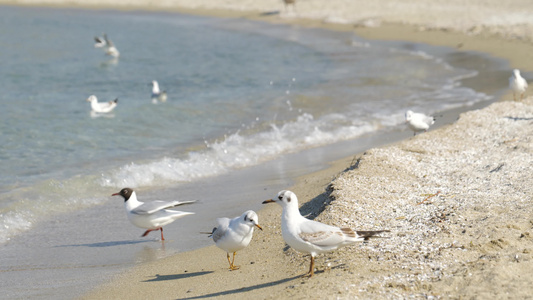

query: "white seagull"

left=94, top=33, right=120, bottom=58
left=263, top=190, right=387, bottom=277
left=509, top=69, right=528, bottom=101
left=283, top=0, right=297, bottom=13
left=207, top=210, right=262, bottom=270
left=112, top=188, right=196, bottom=240
left=86, top=95, right=118, bottom=113
left=405, top=110, right=435, bottom=136
left=150, top=80, right=167, bottom=103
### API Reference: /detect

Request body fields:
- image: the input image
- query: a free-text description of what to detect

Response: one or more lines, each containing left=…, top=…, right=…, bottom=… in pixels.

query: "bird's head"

left=262, top=190, right=298, bottom=208
left=86, top=95, right=97, bottom=103
left=241, top=210, right=262, bottom=231
left=405, top=110, right=413, bottom=122
left=112, top=187, right=134, bottom=202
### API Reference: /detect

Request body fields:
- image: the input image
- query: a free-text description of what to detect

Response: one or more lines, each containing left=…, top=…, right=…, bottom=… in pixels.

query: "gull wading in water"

left=405, top=110, right=435, bottom=136
left=94, top=33, right=120, bottom=58
left=509, top=69, right=528, bottom=101
left=86, top=95, right=118, bottom=113
left=263, top=190, right=388, bottom=277
left=206, top=210, right=262, bottom=270
left=150, top=80, right=167, bottom=103
left=112, top=188, right=196, bottom=240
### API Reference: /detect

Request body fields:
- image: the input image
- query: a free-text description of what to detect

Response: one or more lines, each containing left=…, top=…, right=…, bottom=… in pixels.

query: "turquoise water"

left=0, top=6, right=507, bottom=299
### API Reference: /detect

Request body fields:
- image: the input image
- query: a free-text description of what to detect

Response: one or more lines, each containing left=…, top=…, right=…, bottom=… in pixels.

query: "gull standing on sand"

left=509, top=69, right=528, bottom=101
left=150, top=80, right=167, bottom=103
left=263, top=190, right=388, bottom=277
left=112, top=188, right=196, bottom=240
left=405, top=110, right=435, bottom=136
left=283, top=0, right=296, bottom=13
left=94, top=33, right=120, bottom=58
left=208, top=210, right=262, bottom=270
left=86, top=95, right=118, bottom=113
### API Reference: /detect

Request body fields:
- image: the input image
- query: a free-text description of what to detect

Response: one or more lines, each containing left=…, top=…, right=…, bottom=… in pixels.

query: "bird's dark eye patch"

left=278, top=196, right=283, bottom=200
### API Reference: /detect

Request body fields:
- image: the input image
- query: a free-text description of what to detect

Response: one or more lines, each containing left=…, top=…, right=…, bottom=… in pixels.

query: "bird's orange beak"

left=255, top=224, right=263, bottom=231
left=111, top=192, right=120, bottom=196
left=262, top=199, right=275, bottom=204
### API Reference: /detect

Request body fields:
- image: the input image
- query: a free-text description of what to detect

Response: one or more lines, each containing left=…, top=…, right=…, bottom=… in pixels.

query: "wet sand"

left=2, top=0, right=532, bottom=299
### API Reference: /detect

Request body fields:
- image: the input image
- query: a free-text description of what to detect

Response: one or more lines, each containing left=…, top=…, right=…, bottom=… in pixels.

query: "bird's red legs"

left=142, top=227, right=164, bottom=240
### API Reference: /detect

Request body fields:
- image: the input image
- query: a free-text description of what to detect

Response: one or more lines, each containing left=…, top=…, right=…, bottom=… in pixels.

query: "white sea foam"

left=100, top=112, right=378, bottom=189
left=0, top=177, right=108, bottom=243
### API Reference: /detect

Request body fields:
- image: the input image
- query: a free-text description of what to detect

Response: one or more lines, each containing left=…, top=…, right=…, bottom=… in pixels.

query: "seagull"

left=112, top=188, right=196, bottom=240
left=94, top=33, right=120, bottom=58
left=283, top=0, right=297, bottom=13
left=207, top=210, right=262, bottom=270
left=263, top=190, right=388, bottom=277
left=86, top=95, right=118, bottom=113
left=405, top=110, right=435, bottom=136
left=509, top=69, right=528, bottom=101
left=150, top=80, right=167, bottom=103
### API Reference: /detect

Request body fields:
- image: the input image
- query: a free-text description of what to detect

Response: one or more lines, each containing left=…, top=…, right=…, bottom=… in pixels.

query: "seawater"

left=0, top=6, right=507, bottom=299
left=0, top=7, right=497, bottom=245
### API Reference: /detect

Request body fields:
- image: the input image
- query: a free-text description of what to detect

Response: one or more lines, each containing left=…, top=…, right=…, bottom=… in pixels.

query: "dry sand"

left=5, top=0, right=531, bottom=298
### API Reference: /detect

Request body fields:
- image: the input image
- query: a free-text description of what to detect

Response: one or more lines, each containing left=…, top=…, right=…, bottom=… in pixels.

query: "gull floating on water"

left=509, top=69, right=528, bottom=101
left=263, top=190, right=388, bottom=277
left=94, top=33, right=120, bottom=58
left=207, top=210, right=262, bottom=270
left=150, top=80, right=167, bottom=103
left=405, top=110, right=435, bottom=136
left=112, top=188, right=196, bottom=240
left=86, top=95, right=118, bottom=113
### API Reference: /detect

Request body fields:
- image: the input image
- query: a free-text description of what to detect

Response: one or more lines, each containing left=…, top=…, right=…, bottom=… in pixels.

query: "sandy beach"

left=82, top=97, right=533, bottom=299
left=3, top=0, right=532, bottom=298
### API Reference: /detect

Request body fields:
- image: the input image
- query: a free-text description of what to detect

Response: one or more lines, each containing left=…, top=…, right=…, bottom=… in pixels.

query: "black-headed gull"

left=112, top=188, right=196, bottom=241
left=509, top=69, right=528, bottom=101
left=263, top=190, right=387, bottom=277
left=150, top=80, right=167, bottom=103
left=208, top=210, right=262, bottom=270
left=94, top=33, right=120, bottom=58
left=86, top=95, right=118, bottom=113
left=405, top=110, right=435, bottom=136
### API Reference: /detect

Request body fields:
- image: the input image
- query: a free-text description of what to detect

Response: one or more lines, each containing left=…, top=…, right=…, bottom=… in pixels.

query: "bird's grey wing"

left=104, top=35, right=114, bottom=46
left=165, top=199, right=197, bottom=208
left=136, top=200, right=197, bottom=214
left=212, top=218, right=231, bottom=243
left=423, top=115, right=435, bottom=125
left=99, top=101, right=114, bottom=109
left=299, top=230, right=345, bottom=247
left=299, top=220, right=345, bottom=246
left=130, top=201, right=176, bottom=215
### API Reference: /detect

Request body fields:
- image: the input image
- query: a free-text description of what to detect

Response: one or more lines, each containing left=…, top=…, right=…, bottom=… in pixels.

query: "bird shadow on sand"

left=176, top=274, right=301, bottom=300
left=299, top=184, right=335, bottom=222
left=297, top=153, right=367, bottom=223
left=143, top=271, right=213, bottom=283
left=57, top=240, right=151, bottom=248
left=259, top=10, right=281, bottom=16
left=505, top=116, right=533, bottom=121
